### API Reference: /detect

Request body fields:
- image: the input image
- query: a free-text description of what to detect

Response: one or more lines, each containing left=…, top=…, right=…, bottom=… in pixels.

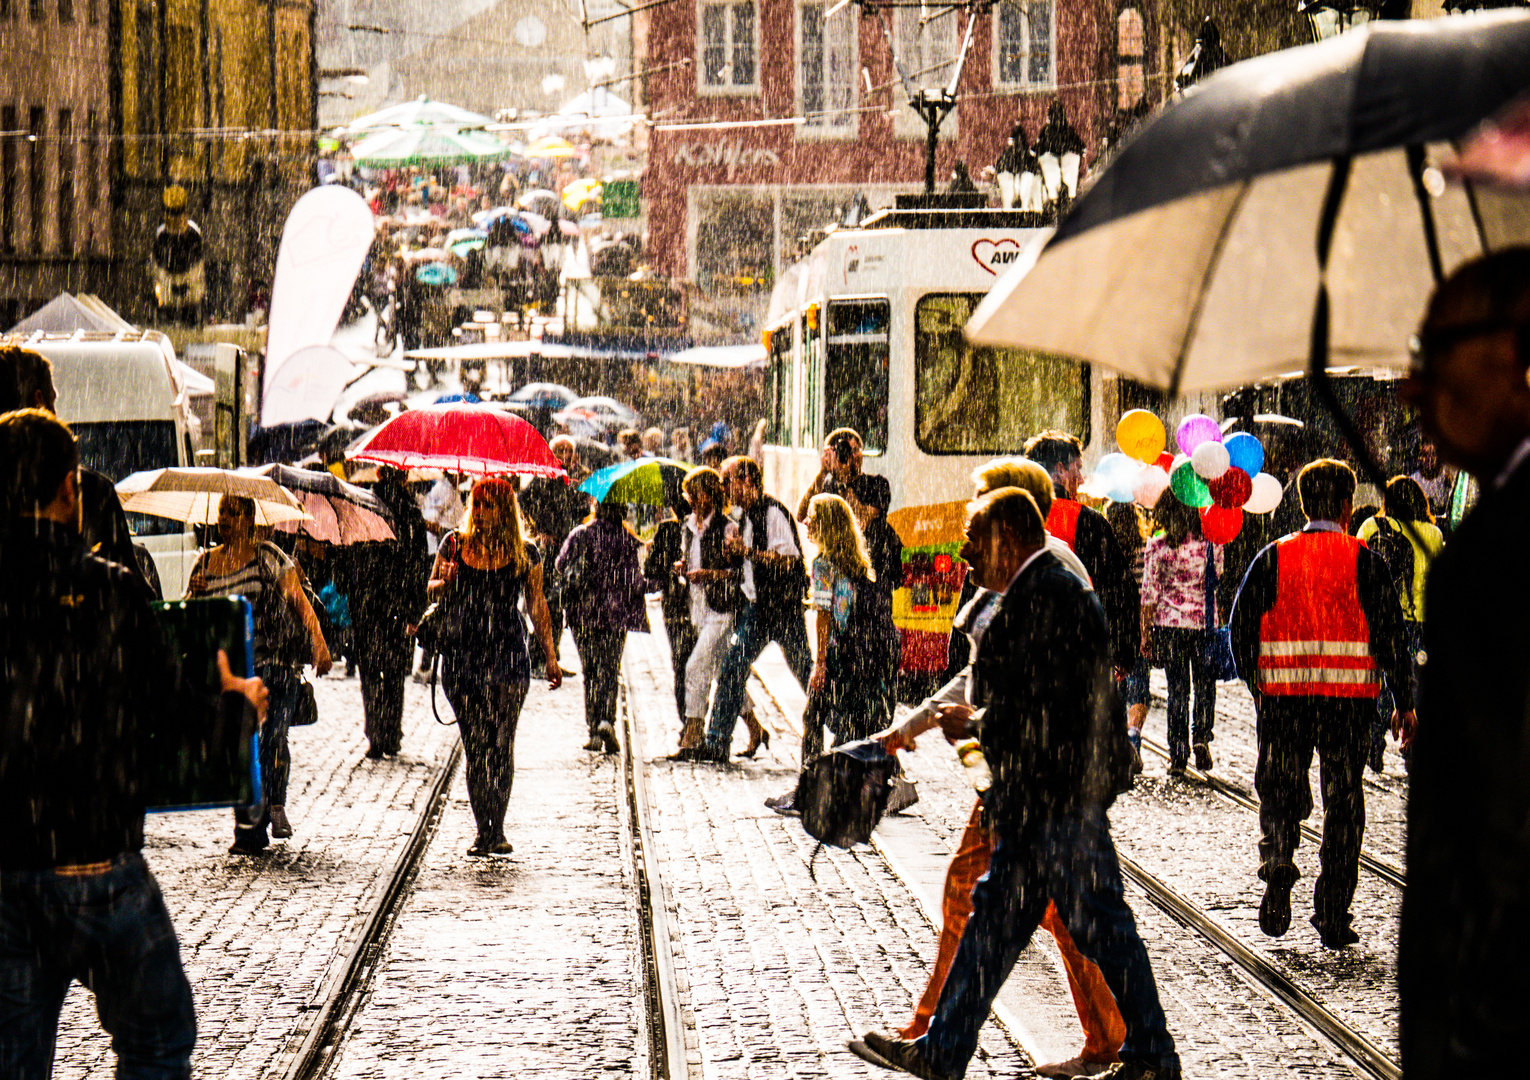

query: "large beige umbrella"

left=115, top=468, right=310, bottom=527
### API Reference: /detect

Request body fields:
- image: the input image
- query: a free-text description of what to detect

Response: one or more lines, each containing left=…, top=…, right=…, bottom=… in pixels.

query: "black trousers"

left=358, top=631, right=410, bottom=756
left=446, top=681, right=527, bottom=844
left=664, top=620, right=699, bottom=722
left=1254, top=695, right=1371, bottom=933
left=571, top=626, right=626, bottom=736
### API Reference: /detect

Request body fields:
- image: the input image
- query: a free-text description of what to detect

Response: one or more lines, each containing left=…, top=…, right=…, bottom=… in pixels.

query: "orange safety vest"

left=1256, top=531, right=1380, bottom=698
left=1046, top=498, right=1083, bottom=551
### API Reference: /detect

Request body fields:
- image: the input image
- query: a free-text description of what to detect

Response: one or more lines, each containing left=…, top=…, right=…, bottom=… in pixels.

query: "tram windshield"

left=914, top=293, right=1089, bottom=455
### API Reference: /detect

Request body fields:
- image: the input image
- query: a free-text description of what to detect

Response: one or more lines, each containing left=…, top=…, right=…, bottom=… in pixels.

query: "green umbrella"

left=349, top=124, right=512, bottom=167
left=578, top=458, right=691, bottom=507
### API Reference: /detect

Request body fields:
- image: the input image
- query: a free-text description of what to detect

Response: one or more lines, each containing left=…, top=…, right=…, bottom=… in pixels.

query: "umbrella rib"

left=1168, top=180, right=1251, bottom=399
left=1405, top=144, right=1445, bottom=285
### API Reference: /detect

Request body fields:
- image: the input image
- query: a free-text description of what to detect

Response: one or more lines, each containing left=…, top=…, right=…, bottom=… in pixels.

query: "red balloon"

left=1208, top=466, right=1252, bottom=509
left=1201, top=506, right=1243, bottom=544
left=1154, top=451, right=1175, bottom=472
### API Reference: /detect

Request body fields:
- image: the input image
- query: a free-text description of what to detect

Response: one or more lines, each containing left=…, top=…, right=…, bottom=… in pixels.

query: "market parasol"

left=349, top=124, right=512, bottom=167
left=343, top=96, right=494, bottom=137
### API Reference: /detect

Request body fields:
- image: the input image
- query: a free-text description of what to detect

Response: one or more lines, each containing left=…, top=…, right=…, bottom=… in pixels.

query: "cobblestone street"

left=50, top=609, right=1407, bottom=1079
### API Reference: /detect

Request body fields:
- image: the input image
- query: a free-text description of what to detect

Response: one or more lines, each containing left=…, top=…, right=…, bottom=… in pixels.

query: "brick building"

left=0, top=0, right=113, bottom=327
left=638, top=0, right=1162, bottom=341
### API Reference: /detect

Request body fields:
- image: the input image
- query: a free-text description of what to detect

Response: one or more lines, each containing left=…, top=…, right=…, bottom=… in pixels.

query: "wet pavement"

left=51, top=612, right=1407, bottom=1078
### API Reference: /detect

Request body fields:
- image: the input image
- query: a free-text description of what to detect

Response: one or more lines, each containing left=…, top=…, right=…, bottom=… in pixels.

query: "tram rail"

left=1137, top=732, right=1407, bottom=890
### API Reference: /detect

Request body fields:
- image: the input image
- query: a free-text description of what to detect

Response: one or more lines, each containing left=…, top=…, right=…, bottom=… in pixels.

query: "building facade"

left=640, top=0, right=1162, bottom=342
left=0, top=0, right=114, bottom=327
left=110, top=0, right=317, bottom=323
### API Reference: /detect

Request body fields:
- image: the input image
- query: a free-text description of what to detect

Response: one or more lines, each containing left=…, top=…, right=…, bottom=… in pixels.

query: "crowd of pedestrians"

left=4, top=247, right=1530, bottom=1080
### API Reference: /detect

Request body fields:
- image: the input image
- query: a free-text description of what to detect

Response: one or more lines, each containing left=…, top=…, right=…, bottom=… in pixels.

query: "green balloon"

left=1170, top=460, right=1211, bottom=508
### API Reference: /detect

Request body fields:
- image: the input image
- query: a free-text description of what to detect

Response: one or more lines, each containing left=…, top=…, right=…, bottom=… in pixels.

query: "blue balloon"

left=1108, top=483, right=1135, bottom=504
left=1224, top=432, right=1265, bottom=477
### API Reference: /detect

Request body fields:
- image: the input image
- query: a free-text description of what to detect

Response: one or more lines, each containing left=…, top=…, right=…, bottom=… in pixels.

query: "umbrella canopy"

left=343, top=96, right=493, bottom=136
left=507, top=381, right=579, bottom=410
left=445, top=227, right=487, bottom=256
left=578, top=458, right=690, bottom=506
left=116, top=467, right=310, bottom=527
left=350, top=124, right=512, bottom=167
left=966, top=10, right=1530, bottom=394
left=563, top=177, right=603, bottom=212
left=346, top=403, right=568, bottom=479
left=525, top=135, right=578, bottom=159
left=246, top=464, right=396, bottom=545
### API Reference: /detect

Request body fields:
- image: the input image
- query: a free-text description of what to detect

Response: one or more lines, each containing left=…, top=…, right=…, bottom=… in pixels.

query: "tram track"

left=282, top=742, right=463, bottom=1080
left=1137, top=732, right=1407, bottom=889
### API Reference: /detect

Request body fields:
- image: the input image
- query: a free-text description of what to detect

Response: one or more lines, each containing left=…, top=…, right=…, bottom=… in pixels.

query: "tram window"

left=914, top=293, right=1088, bottom=454
left=824, top=299, right=889, bottom=451
left=768, top=327, right=794, bottom=444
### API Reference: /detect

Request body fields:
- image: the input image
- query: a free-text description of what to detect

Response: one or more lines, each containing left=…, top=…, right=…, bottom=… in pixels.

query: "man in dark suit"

left=1396, top=246, right=1530, bottom=1078
left=853, top=489, right=1178, bottom=1080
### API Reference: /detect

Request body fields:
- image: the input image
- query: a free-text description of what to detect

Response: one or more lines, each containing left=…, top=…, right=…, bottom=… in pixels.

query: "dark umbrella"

left=969, top=10, right=1530, bottom=395
left=245, top=463, right=397, bottom=544
left=248, top=420, right=327, bottom=465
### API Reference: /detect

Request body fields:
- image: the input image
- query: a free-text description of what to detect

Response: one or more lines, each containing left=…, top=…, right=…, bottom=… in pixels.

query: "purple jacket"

left=556, top=519, right=650, bottom=633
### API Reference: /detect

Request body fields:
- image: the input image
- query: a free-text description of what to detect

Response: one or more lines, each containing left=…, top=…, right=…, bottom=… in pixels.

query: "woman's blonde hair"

left=460, top=477, right=530, bottom=575
left=807, top=493, right=873, bottom=581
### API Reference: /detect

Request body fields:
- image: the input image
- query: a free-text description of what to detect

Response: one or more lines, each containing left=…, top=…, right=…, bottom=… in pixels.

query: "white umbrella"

left=116, top=468, right=310, bottom=527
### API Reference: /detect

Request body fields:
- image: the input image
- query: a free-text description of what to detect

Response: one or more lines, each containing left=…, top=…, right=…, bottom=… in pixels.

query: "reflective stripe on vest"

left=1046, top=498, right=1082, bottom=551
left=1256, top=531, right=1379, bottom=698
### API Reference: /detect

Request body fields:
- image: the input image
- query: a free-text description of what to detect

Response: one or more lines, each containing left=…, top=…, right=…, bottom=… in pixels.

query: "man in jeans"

left=676, top=455, right=812, bottom=762
left=0, top=408, right=268, bottom=1079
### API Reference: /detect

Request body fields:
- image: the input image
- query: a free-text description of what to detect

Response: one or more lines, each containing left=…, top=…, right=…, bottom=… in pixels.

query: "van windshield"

left=72, top=421, right=185, bottom=537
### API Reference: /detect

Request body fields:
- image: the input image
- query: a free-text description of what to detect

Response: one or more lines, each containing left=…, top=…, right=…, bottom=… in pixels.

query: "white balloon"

left=1244, top=472, right=1283, bottom=514
left=1132, top=466, right=1171, bottom=509
left=1191, top=440, right=1231, bottom=480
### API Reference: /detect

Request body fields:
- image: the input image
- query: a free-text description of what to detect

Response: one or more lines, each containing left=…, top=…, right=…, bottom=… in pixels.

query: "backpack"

left=794, top=739, right=899, bottom=852
left=1365, top=518, right=1417, bottom=619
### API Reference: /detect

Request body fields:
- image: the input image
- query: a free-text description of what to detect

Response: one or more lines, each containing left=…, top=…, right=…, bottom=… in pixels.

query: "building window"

left=28, top=107, right=43, bottom=253
left=799, top=0, right=856, bottom=136
left=698, top=1, right=757, bottom=93
left=57, top=109, right=73, bottom=255
left=29, top=0, right=42, bottom=20
left=58, top=0, right=72, bottom=22
left=1117, top=7, right=1145, bottom=109
left=994, top=0, right=1054, bottom=90
left=892, top=8, right=958, bottom=139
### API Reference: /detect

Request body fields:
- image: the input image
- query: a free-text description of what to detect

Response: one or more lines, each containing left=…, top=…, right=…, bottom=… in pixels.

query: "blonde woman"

left=805, top=493, right=899, bottom=750
left=430, top=477, right=561, bottom=856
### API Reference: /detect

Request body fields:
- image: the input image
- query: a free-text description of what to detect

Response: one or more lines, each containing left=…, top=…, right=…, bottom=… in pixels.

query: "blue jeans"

left=703, top=601, right=813, bottom=755
left=234, top=664, right=299, bottom=849
left=0, top=853, right=195, bottom=1079
left=918, top=809, right=1179, bottom=1078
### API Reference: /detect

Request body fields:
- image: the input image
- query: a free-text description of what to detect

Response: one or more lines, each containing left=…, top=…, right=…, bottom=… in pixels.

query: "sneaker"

left=1167, top=757, right=1187, bottom=777
left=486, top=839, right=513, bottom=856
left=1092, top=1063, right=1181, bottom=1080
left=269, top=806, right=293, bottom=839
left=1193, top=742, right=1213, bottom=772
left=597, top=721, right=619, bottom=755
left=1310, top=914, right=1360, bottom=949
left=1259, top=863, right=1300, bottom=937
left=764, top=791, right=798, bottom=816
left=228, top=840, right=269, bottom=857
left=854, top=1031, right=957, bottom=1080
left=1037, top=1055, right=1119, bottom=1079
left=1130, top=743, right=1144, bottom=775
left=582, top=736, right=605, bottom=752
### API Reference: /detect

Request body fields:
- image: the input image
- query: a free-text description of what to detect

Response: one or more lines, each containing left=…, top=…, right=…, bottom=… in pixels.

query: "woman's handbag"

left=1203, top=551, right=1239, bottom=681
left=414, top=533, right=466, bottom=656
left=290, top=676, right=318, bottom=726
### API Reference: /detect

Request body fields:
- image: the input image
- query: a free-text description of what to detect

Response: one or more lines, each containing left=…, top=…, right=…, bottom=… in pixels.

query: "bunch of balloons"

left=1096, top=409, right=1284, bottom=544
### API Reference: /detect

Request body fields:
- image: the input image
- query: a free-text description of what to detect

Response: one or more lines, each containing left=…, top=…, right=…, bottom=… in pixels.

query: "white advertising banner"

left=261, top=186, right=375, bottom=426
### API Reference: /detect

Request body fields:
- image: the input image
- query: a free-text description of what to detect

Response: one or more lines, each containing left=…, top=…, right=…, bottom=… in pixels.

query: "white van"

left=6, top=330, right=201, bottom=598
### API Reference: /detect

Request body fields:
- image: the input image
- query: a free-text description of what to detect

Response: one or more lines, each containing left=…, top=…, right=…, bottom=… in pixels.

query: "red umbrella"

left=346, top=404, right=567, bottom=480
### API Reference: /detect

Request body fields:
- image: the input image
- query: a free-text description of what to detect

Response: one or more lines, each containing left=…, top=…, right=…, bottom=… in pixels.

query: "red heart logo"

left=971, top=238, right=1022, bottom=276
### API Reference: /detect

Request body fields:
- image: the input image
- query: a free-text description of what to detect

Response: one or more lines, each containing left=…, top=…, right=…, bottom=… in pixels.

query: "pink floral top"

left=1141, top=536, right=1224, bottom=629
